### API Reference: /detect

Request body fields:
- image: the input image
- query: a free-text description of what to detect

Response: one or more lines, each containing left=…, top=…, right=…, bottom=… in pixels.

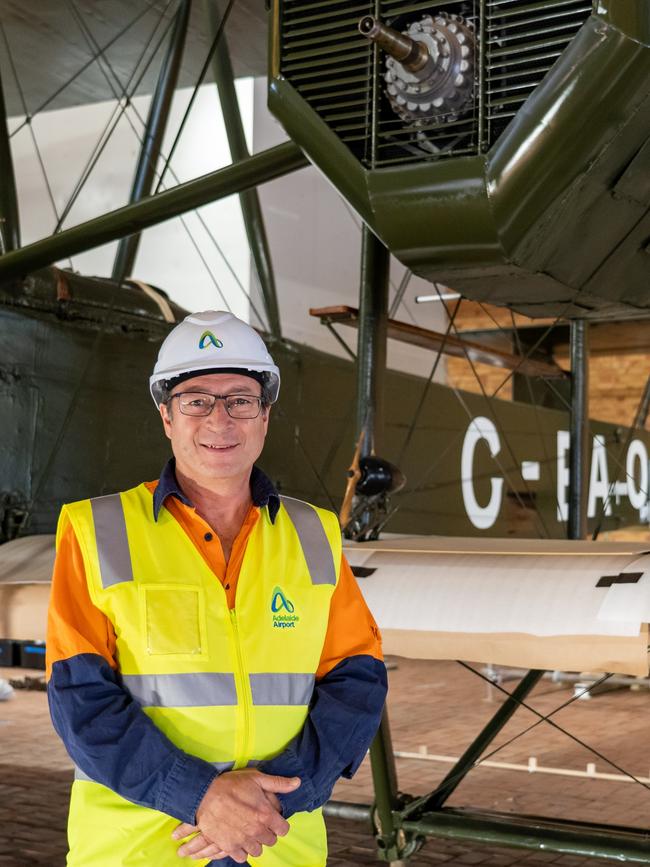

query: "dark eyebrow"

left=224, top=387, right=261, bottom=396
left=178, top=387, right=261, bottom=397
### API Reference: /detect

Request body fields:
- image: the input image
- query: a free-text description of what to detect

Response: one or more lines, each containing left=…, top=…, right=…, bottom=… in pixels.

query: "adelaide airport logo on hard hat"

left=271, top=586, right=299, bottom=630
left=198, top=330, right=223, bottom=350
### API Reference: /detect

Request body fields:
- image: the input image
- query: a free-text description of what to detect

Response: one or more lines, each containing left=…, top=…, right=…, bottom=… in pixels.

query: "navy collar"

left=152, top=458, right=281, bottom=524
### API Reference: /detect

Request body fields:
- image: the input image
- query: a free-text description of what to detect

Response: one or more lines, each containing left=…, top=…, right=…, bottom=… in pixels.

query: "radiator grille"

left=485, top=0, right=592, bottom=147
left=279, top=0, right=591, bottom=168
left=280, top=0, right=374, bottom=165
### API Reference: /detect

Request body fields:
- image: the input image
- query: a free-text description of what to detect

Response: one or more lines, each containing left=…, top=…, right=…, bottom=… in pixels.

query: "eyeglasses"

left=167, top=391, right=264, bottom=419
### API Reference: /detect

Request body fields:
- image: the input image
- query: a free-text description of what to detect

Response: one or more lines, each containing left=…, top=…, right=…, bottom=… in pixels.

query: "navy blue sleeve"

left=256, top=654, right=387, bottom=817
left=48, top=653, right=218, bottom=823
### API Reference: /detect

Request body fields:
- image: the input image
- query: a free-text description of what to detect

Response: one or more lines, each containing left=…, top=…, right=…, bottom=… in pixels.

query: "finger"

left=177, top=834, right=213, bottom=857
left=265, top=792, right=281, bottom=811
left=172, top=822, right=198, bottom=841
left=187, top=844, right=227, bottom=860
left=228, top=848, right=250, bottom=864
left=258, top=774, right=301, bottom=794
left=243, top=826, right=277, bottom=848
left=243, top=837, right=264, bottom=859
left=267, top=812, right=291, bottom=838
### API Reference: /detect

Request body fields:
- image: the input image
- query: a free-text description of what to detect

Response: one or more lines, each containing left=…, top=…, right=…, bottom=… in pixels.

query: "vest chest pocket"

left=141, top=583, right=207, bottom=657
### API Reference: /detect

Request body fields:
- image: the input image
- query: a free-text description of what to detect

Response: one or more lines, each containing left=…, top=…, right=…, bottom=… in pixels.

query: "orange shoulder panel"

left=45, top=514, right=117, bottom=680
left=316, top=555, right=383, bottom=680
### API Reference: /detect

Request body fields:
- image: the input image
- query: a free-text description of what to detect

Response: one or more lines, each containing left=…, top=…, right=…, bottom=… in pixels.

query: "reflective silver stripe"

left=74, top=765, right=93, bottom=782
left=280, top=496, right=337, bottom=586
left=122, top=672, right=238, bottom=707
left=249, top=672, right=315, bottom=706
left=90, top=493, right=134, bottom=588
left=75, top=760, right=237, bottom=783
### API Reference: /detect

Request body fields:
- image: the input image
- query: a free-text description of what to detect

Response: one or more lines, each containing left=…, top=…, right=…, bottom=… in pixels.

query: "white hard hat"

left=150, top=310, right=280, bottom=406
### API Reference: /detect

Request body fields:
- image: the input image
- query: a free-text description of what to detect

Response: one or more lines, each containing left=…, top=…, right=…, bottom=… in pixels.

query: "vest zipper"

left=230, top=608, right=253, bottom=768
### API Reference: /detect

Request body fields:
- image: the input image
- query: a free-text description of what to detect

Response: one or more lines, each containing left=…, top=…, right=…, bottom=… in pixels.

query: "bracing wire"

left=439, top=297, right=553, bottom=537
left=471, top=302, right=649, bottom=535
left=506, top=307, right=566, bottom=528
left=8, top=2, right=161, bottom=140
left=274, top=405, right=338, bottom=512
left=401, top=669, right=624, bottom=820
left=28, top=1, right=242, bottom=503
left=0, top=24, right=72, bottom=266
left=489, top=308, right=575, bottom=400
left=388, top=268, right=412, bottom=319
left=152, top=0, right=237, bottom=195
left=457, top=662, right=650, bottom=790
left=476, top=672, right=615, bottom=764
left=397, top=295, right=463, bottom=467
left=393, top=297, right=575, bottom=533
left=55, top=1, right=175, bottom=231
left=445, top=376, right=551, bottom=538
left=68, top=0, right=267, bottom=328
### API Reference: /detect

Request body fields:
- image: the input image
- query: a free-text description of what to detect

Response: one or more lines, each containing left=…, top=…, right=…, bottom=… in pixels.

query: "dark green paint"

left=400, top=809, right=650, bottom=862
left=324, top=802, right=650, bottom=862
left=112, top=0, right=192, bottom=283
left=356, top=226, right=389, bottom=456
left=3, top=270, right=650, bottom=542
left=569, top=320, right=589, bottom=539
left=0, top=63, right=20, bottom=255
left=421, top=670, right=545, bottom=812
left=205, top=0, right=281, bottom=340
left=0, top=142, right=308, bottom=284
left=268, top=1, right=650, bottom=319
left=369, top=710, right=403, bottom=861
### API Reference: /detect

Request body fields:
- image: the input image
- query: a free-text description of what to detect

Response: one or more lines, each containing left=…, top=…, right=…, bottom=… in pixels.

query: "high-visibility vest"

left=60, top=483, right=342, bottom=867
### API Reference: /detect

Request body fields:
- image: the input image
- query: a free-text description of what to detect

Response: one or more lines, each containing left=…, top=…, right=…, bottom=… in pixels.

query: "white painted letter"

left=461, top=417, right=504, bottom=530
left=627, top=439, right=649, bottom=511
left=556, top=430, right=570, bottom=522
left=588, top=435, right=611, bottom=518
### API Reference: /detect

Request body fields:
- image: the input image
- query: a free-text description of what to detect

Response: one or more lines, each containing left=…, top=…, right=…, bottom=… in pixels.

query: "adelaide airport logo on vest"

left=271, top=586, right=299, bottom=629
left=198, top=330, right=223, bottom=350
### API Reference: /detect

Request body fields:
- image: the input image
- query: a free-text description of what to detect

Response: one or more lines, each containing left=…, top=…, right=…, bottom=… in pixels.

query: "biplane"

left=0, top=0, right=649, bottom=862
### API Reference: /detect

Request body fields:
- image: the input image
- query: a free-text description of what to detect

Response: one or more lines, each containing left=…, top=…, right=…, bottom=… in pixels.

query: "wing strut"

left=112, top=0, right=192, bottom=284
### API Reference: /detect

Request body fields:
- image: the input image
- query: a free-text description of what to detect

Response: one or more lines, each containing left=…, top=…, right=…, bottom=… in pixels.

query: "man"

left=46, top=310, right=387, bottom=866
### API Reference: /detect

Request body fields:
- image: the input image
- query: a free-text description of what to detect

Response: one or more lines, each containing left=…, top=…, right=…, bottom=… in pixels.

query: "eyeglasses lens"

left=176, top=393, right=261, bottom=418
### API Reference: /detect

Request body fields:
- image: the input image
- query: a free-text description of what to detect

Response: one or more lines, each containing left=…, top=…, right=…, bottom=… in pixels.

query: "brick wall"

left=444, top=302, right=650, bottom=427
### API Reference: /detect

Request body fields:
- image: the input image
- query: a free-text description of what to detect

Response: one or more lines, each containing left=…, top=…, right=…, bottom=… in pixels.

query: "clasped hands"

left=172, top=767, right=301, bottom=863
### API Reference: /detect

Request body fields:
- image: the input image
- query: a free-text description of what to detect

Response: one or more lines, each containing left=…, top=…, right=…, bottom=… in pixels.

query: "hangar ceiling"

left=0, top=0, right=267, bottom=117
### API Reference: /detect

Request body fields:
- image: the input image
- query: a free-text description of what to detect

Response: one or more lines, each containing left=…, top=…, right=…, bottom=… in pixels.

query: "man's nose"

left=205, top=399, right=234, bottom=425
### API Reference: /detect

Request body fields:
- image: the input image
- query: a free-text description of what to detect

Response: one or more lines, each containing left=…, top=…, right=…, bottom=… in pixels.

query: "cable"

left=404, top=672, right=616, bottom=817
left=456, top=661, right=650, bottom=789
left=508, top=307, right=565, bottom=529
left=9, top=2, right=161, bottom=139
left=55, top=0, right=175, bottom=231
left=0, top=23, right=73, bottom=269
left=153, top=0, right=237, bottom=195
left=67, top=1, right=266, bottom=326
left=397, top=296, right=463, bottom=467
left=28, top=0, right=255, bottom=502
left=57, top=25, right=173, bottom=227
left=273, top=406, right=338, bottom=512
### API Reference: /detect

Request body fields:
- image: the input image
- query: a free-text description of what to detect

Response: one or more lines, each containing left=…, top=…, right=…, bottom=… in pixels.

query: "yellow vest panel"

left=62, top=484, right=342, bottom=867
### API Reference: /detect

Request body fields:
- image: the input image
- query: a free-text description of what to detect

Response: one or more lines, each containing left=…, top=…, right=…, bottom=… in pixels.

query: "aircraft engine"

left=360, top=13, right=476, bottom=154
left=268, top=1, right=650, bottom=320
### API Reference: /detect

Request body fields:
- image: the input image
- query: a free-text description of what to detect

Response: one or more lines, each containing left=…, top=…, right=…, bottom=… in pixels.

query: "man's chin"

left=197, top=452, right=246, bottom=480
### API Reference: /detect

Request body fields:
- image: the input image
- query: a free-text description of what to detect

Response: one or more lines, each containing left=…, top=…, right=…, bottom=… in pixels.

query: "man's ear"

left=159, top=402, right=172, bottom=440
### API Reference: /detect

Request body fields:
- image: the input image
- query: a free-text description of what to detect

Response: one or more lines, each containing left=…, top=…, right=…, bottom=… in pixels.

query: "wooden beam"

left=310, top=305, right=568, bottom=379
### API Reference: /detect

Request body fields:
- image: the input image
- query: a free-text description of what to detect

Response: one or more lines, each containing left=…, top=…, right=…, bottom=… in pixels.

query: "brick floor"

left=1, top=659, right=649, bottom=865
